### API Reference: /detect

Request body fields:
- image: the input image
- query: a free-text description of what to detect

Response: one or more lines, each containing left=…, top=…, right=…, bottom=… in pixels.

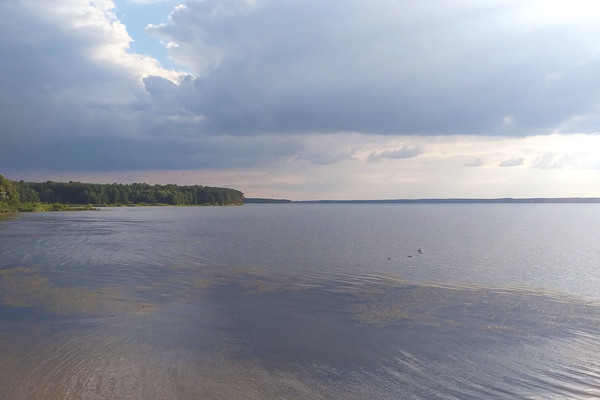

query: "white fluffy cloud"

left=0, top=0, right=184, bottom=163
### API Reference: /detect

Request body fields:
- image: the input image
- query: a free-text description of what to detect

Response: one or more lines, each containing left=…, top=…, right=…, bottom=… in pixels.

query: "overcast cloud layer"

left=146, top=0, right=600, bottom=136
left=1, top=0, right=599, bottom=199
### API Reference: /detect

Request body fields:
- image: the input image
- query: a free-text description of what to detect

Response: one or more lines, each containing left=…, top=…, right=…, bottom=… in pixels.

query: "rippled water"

left=1, top=204, right=599, bottom=399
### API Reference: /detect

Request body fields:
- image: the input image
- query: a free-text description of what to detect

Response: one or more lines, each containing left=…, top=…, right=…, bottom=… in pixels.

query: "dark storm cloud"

left=0, top=133, right=302, bottom=172
left=146, top=0, right=600, bottom=136
left=1, top=0, right=600, bottom=176
left=0, top=1, right=149, bottom=149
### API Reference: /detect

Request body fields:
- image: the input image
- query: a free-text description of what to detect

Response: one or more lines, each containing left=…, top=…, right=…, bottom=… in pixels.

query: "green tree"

left=0, top=174, right=20, bottom=205
left=14, top=181, right=39, bottom=203
left=4, top=178, right=244, bottom=207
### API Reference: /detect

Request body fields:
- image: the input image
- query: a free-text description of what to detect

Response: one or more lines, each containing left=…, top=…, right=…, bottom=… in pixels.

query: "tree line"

left=0, top=174, right=244, bottom=211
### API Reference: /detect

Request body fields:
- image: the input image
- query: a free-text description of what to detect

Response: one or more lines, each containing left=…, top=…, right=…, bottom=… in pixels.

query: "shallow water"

left=1, top=205, right=599, bottom=399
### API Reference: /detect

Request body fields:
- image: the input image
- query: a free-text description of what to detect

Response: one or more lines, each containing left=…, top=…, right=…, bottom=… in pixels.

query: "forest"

left=0, top=174, right=244, bottom=212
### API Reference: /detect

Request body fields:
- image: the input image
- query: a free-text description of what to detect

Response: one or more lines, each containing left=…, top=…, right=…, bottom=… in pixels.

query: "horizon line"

left=245, top=197, right=600, bottom=204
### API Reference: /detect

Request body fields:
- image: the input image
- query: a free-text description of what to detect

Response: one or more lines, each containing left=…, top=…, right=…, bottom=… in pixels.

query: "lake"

left=1, top=204, right=599, bottom=399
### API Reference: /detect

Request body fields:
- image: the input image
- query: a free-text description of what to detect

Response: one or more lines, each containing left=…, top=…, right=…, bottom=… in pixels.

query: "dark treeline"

left=1, top=174, right=244, bottom=209
left=18, top=181, right=244, bottom=206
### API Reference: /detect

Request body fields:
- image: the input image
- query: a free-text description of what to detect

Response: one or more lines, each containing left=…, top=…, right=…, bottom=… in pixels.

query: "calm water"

left=0, top=204, right=599, bottom=399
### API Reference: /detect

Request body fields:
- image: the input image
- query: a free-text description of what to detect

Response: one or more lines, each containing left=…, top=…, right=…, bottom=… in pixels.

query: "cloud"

left=5, top=133, right=600, bottom=200
left=1, top=0, right=600, bottom=201
left=532, top=152, right=563, bottom=169
left=0, top=133, right=307, bottom=172
left=464, top=158, right=484, bottom=167
left=142, top=0, right=600, bottom=136
left=0, top=0, right=197, bottom=174
left=499, top=157, right=525, bottom=167
left=0, top=0, right=183, bottom=146
left=4, top=1, right=600, bottom=145
left=501, top=116, right=515, bottom=127
left=367, top=146, right=420, bottom=163
left=531, top=150, right=600, bottom=170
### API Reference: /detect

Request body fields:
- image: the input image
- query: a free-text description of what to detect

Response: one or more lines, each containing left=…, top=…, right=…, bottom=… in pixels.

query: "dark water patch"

left=211, top=284, right=373, bottom=370
left=190, top=270, right=600, bottom=398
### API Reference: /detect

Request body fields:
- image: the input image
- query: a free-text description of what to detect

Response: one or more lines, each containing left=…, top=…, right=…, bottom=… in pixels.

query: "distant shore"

left=247, top=197, right=600, bottom=204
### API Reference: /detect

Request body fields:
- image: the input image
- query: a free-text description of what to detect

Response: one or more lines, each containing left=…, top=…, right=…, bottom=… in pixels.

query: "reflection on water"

left=1, top=206, right=600, bottom=399
left=1, top=264, right=600, bottom=399
left=0, top=267, right=153, bottom=316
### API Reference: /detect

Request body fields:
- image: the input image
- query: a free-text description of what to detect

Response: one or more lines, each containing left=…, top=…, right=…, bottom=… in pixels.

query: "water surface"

left=1, top=204, right=599, bottom=399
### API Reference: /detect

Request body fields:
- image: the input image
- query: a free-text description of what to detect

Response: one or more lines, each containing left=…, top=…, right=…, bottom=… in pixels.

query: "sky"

left=1, top=0, right=599, bottom=200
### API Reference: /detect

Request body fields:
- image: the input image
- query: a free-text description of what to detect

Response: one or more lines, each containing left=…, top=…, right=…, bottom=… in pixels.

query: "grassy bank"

left=0, top=202, right=96, bottom=213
